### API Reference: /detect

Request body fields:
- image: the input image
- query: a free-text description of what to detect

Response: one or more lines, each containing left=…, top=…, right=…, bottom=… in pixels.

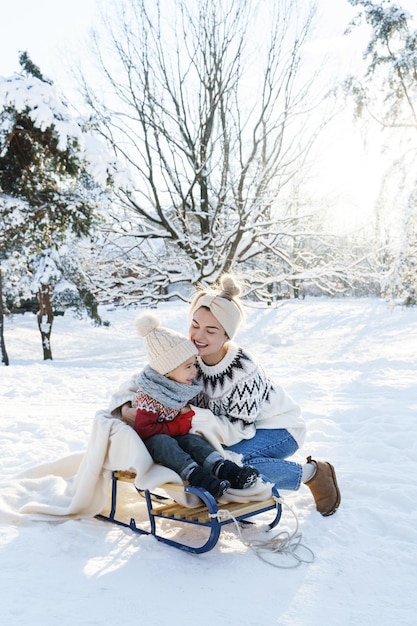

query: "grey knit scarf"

left=135, top=365, right=202, bottom=409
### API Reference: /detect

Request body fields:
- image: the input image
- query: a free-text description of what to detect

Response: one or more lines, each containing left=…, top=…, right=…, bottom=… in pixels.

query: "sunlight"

left=83, top=531, right=140, bottom=578
left=311, top=117, right=384, bottom=234
left=0, top=525, right=19, bottom=548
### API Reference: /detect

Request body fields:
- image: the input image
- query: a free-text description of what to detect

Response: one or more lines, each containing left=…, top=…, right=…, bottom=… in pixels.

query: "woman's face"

left=189, top=307, right=228, bottom=365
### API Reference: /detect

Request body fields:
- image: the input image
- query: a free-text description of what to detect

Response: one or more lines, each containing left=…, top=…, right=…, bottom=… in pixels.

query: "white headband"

left=191, top=294, right=241, bottom=339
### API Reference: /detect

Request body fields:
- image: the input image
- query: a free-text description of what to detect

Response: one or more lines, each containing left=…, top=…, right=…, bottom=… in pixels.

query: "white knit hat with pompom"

left=135, top=312, right=197, bottom=375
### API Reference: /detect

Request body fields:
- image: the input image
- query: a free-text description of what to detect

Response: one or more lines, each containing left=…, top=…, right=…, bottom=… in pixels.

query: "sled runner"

left=96, top=470, right=282, bottom=554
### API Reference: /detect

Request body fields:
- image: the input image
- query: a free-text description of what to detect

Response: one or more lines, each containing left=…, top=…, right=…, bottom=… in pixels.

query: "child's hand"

left=171, top=412, right=193, bottom=436
left=179, top=405, right=191, bottom=414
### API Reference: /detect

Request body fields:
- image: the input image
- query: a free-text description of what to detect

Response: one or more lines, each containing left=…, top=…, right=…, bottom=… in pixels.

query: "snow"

left=1, top=297, right=416, bottom=626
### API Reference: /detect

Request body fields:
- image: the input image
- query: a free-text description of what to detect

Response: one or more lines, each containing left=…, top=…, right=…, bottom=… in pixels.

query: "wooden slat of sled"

left=114, top=471, right=277, bottom=524
left=152, top=496, right=278, bottom=524
left=97, top=469, right=282, bottom=554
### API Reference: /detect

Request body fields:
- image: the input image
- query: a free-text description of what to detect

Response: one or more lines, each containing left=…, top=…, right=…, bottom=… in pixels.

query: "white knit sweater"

left=109, top=343, right=306, bottom=449
left=193, top=343, right=306, bottom=447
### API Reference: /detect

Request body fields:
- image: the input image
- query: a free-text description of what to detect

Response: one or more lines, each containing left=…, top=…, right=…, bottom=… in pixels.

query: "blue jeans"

left=225, top=429, right=302, bottom=491
left=145, top=433, right=222, bottom=480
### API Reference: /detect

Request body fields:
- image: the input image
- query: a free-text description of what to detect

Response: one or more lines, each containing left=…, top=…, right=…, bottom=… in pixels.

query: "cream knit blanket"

left=0, top=408, right=272, bottom=523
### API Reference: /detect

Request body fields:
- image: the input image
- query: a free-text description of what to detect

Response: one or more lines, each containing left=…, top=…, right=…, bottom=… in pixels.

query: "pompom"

left=135, top=312, right=160, bottom=337
left=220, top=274, right=241, bottom=297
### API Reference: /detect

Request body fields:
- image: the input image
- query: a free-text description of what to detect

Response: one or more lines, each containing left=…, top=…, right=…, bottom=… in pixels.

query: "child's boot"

left=188, top=466, right=230, bottom=499
left=213, top=460, right=259, bottom=489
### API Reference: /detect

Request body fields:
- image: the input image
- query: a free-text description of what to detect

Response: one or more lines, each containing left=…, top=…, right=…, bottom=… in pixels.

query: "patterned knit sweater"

left=129, top=366, right=201, bottom=441
left=193, top=343, right=306, bottom=447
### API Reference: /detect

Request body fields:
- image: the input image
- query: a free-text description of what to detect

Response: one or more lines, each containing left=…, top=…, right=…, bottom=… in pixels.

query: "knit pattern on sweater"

left=132, top=365, right=201, bottom=422
left=134, top=365, right=200, bottom=409
left=132, top=391, right=179, bottom=422
left=194, top=346, right=272, bottom=429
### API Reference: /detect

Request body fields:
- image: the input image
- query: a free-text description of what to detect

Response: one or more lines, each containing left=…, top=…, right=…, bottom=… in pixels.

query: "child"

left=121, top=313, right=259, bottom=499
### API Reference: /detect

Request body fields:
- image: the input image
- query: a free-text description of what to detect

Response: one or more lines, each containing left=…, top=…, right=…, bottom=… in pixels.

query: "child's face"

left=166, top=356, right=198, bottom=385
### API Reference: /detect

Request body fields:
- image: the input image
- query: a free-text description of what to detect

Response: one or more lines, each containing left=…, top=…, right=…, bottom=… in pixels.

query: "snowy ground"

left=1, top=297, right=416, bottom=626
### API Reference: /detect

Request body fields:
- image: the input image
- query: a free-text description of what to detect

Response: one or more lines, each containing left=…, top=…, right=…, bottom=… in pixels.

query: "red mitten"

left=168, top=410, right=194, bottom=436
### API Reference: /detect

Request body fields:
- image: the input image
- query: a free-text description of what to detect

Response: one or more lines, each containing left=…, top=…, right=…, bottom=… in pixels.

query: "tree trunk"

left=79, top=287, right=103, bottom=326
left=37, top=284, right=53, bottom=360
left=0, top=270, right=10, bottom=366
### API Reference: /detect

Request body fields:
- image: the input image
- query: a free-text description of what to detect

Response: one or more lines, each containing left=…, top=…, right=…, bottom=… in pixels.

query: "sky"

left=1, top=0, right=99, bottom=78
left=1, top=0, right=362, bottom=91
left=1, top=297, right=416, bottom=625
left=0, top=0, right=347, bottom=65
left=1, top=0, right=362, bottom=87
left=0, top=0, right=410, bottom=233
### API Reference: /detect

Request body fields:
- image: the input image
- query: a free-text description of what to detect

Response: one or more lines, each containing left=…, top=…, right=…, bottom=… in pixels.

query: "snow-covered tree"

left=0, top=53, right=123, bottom=362
left=346, top=0, right=417, bottom=304
left=79, top=0, right=339, bottom=290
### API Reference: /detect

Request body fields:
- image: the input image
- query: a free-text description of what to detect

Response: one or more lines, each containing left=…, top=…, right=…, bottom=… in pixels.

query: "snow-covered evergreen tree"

left=0, top=53, right=123, bottom=362
left=346, top=0, right=417, bottom=304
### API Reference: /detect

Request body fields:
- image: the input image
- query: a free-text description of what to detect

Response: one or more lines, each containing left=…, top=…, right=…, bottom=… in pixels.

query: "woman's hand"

left=121, top=402, right=137, bottom=426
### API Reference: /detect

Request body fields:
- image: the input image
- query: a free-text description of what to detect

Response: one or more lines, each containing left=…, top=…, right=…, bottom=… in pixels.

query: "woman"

left=187, top=274, right=341, bottom=516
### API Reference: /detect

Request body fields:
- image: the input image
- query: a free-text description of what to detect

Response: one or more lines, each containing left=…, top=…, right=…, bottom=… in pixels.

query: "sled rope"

left=213, top=497, right=315, bottom=568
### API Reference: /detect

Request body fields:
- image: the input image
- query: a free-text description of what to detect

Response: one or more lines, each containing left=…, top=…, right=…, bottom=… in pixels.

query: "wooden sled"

left=96, top=470, right=282, bottom=554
